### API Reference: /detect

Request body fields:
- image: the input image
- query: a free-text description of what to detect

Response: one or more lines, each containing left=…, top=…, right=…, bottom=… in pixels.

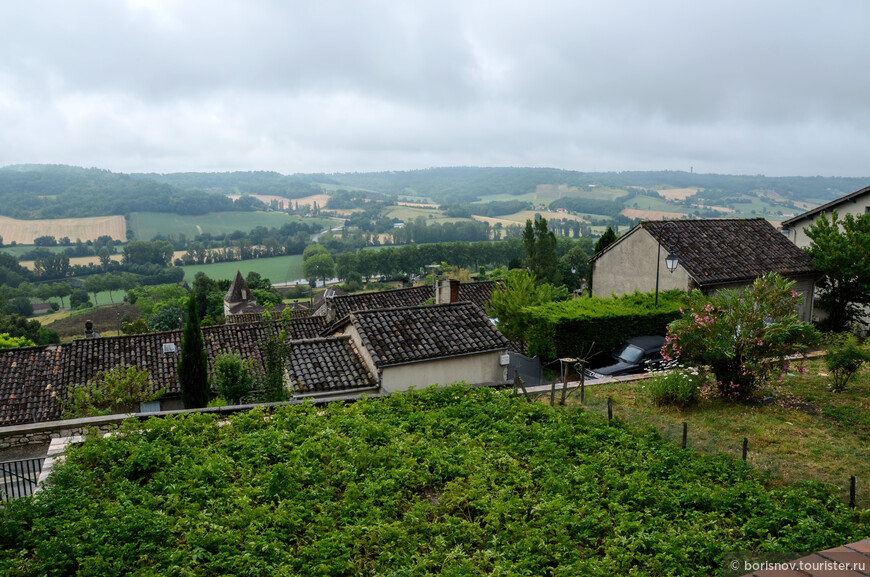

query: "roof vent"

left=162, top=343, right=177, bottom=354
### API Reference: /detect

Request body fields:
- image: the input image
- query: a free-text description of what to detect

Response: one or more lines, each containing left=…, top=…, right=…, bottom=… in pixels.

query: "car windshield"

left=615, top=344, right=644, bottom=364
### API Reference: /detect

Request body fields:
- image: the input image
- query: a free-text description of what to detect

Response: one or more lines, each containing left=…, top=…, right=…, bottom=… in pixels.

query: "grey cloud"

left=0, top=1, right=869, bottom=175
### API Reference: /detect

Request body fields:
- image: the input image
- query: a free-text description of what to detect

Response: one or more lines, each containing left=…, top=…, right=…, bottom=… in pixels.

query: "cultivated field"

left=19, top=254, right=123, bottom=270
left=658, top=187, right=699, bottom=200
left=480, top=210, right=590, bottom=225
left=291, top=193, right=331, bottom=209
left=180, top=254, right=305, bottom=283
left=396, top=201, right=439, bottom=209
left=128, top=212, right=332, bottom=241
left=621, top=208, right=689, bottom=220
left=226, top=194, right=292, bottom=209
left=0, top=215, right=126, bottom=244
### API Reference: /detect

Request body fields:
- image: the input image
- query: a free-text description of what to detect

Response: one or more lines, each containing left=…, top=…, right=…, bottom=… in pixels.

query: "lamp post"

left=654, top=221, right=679, bottom=308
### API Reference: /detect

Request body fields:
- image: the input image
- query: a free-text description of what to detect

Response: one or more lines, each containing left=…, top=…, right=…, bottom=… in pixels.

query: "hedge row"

left=523, top=290, right=686, bottom=362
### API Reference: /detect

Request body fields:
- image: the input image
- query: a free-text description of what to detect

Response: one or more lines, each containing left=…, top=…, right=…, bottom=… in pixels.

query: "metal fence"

left=0, top=457, right=44, bottom=502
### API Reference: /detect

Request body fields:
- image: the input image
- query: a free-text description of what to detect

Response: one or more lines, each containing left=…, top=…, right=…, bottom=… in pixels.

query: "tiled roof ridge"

left=348, top=300, right=474, bottom=316
left=287, top=334, right=352, bottom=345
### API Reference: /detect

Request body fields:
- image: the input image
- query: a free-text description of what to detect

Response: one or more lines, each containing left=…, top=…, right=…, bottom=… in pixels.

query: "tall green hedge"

left=524, top=290, right=686, bottom=361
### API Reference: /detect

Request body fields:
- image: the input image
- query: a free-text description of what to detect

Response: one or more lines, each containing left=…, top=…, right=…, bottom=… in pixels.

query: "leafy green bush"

left=645, top=367, right=703, bottom=407
left=62, top=364, right=163, bottom=418
left=825, top=333, right=870, bottom=392
left=523, top=290, right=684, bottom=360
left=665, top=273, right=818, bottom=399
left=2, top=386, right=864, bottom=576
left=211, top=351, right=256, bottom=404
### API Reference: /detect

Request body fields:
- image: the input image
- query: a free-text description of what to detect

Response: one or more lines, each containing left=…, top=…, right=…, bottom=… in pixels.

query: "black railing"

left=0, top=457, right=45, bottom=501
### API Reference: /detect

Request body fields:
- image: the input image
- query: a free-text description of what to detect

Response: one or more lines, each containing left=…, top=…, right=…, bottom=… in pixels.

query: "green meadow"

left=179, top=254, right=305, bottom=283
left=128, top=212, right=333, bottom=241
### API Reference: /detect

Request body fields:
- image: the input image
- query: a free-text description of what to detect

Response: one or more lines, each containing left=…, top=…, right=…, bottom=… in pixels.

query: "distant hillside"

left=316, top=167, right=867, bottom=206
left=135, top=171, right=321, bottom=199
left=0, top=165, right=234, bottom=219
left=2, top=164, right=866, bottom=223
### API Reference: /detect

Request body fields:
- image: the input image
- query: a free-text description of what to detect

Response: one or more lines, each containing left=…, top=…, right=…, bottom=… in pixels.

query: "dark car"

left=585, top=335, right=667, bottom=379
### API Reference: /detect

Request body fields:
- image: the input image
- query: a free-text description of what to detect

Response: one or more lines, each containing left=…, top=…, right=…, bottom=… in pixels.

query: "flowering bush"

left=663, top=273, right=817, bottom=400
left=645, top=366, right=704, bottom=407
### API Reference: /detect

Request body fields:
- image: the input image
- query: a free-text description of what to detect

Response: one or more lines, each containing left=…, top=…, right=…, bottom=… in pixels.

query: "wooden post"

left=549, top=380, right=556, bottom=407
left=560, top=363, right=569, bottom=406
left=742, top=438, right=748, bottom=462
left=850, top=476, right=856, bottom=509
left=513, top=370, right=532, bottom=402
left=681, top=422, right=687, bottom=449
left=607, top=397, right=613, bottom=425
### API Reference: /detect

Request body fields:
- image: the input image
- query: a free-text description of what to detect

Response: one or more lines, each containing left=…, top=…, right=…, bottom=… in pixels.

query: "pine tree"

left=178, top=293, right=210, bottom=408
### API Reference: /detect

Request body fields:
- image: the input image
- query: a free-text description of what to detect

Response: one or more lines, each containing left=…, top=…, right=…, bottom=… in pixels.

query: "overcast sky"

left=1, top=1, right=869, bottom=177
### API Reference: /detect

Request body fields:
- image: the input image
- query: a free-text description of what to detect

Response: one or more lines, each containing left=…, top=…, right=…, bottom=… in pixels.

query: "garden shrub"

left=664, top=273, right=817, bottom=399
left=523, top=290, right=684, bottom=361
left=211, top=350, right=256, bottom=404
left=645, top=367, right=704, bottom=407
left=825, top=332, right=870, bottom=392
left=2, top=385, right=866, bottom=576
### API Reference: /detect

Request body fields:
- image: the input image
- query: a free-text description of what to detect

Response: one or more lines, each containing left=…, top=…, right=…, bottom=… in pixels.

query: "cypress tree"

left=178, top=293, right=210, bottom=408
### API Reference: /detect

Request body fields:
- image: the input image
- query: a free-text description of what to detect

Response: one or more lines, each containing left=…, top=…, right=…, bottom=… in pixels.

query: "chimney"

left=435, top=278, right=460, bottom=304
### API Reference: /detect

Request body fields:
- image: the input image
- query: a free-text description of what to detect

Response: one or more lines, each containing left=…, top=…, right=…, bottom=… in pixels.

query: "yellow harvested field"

left=486, top=210, right=589, bottom=224
left=471, top=215, right=519, bottom=227
left=20, top=254, right=124, bottom=270
left=226, top=194, right=291, bottom=209
left=0, top=215, right=126, bottom=245
left=397, top=201, right=439, bottom=209
left=292, top=194, right=331, bottom=208
left=621, top=208, right=688, bottom=220
left=658, top=188, right=698, bottom=200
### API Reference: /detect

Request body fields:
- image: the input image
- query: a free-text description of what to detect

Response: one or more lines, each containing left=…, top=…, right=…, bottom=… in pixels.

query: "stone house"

left=781, top=185, right=870, bottom=248
left=588, top=218, right=817, bottom=322
left=326, top=302, right=510, bottom=393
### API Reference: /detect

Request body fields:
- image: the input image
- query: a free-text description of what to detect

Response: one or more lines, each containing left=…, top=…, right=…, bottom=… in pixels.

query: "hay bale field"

left=0, top=215, right=126, bottom=244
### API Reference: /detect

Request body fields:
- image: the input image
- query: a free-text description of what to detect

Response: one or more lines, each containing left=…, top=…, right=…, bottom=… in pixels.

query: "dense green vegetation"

left=1, top=386, right=865, bottom=575
left=523, top=290, right=685, bottom=361
left=128, top=211, right=328, bottom=242
left=135, top=170, right=321, bottom=198
left=0, top=165, right=236, bottom=218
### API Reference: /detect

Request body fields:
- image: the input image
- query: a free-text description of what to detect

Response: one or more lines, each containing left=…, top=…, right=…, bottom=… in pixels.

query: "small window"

left=162, top=343, right=177, bottom=354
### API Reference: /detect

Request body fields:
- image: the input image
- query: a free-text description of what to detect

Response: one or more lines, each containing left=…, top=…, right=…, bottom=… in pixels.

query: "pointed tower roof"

left=224, top=270, right=256, bottom=304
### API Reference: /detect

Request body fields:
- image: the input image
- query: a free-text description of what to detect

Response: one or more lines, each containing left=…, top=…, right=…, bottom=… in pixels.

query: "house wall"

left=380, top=351, right=507, bottom=393
left=591, top=228, right=692, bottom=297
left=786, top=197, right=870, bottom=248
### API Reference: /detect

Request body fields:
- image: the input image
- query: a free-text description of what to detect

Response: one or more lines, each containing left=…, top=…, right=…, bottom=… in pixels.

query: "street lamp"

left=654, top=221, right=680, bottom=308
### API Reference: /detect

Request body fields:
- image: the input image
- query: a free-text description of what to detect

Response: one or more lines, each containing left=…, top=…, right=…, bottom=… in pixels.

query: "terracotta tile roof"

left=640, top=218, right=816, bottom=287
left=327, top=285, right=434, bottom=320
left=322, top=280, right=497, bottom=321
left=63, top=332, right=186, bottom=398
left=336, top=302, right=510, bottom=368
left=288, top=315, right=327, bottom=339
left=457, top=280, right=497, bottom=311
left=287, top=336, right=376, bottom=395
left=0, top=346, right=65, bottom=426
left=0, top=317, right=380, bottom=426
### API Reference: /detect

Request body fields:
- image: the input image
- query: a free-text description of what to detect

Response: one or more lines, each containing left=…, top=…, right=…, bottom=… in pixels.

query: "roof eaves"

left=781, top=185, right=870, bottom=228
